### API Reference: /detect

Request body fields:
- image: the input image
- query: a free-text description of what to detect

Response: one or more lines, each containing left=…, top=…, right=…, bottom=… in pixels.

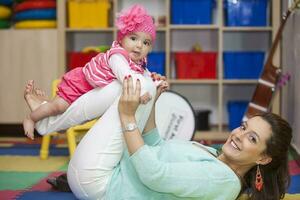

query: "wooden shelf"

left=169, top=79, right=219, bottom=84
left=222, top=79, right=258, bottom=84
left=66, top=27, right=115, bottom=32
left=157, top=27, right=167, bottom=32
left=222, top=26, right=273, bottom=32
left=169, top=25, right=219, bottom=30
left=52, top=0, right=281, bottom=140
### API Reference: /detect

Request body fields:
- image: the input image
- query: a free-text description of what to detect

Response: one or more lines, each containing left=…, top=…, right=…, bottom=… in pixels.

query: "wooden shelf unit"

left=55, top=0, right=281, bottom=140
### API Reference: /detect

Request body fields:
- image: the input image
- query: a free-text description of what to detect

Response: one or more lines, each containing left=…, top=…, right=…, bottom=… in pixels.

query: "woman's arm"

left=143, top=77, right=169, bottom=134
left=118, top=75, right=169, bottom=153
left=118, top=76, right=145, bottom=154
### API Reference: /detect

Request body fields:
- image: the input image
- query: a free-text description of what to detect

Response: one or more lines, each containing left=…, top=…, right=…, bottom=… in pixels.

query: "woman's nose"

left=233, top=129, right=244, bottom=141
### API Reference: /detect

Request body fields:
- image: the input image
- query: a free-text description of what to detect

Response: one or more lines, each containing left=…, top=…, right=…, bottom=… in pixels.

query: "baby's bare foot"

left=24, top=80, right=47, bottom=111
left=35, top=87, right=49, bottom=102
left=23, top=116, right=35, bottom=140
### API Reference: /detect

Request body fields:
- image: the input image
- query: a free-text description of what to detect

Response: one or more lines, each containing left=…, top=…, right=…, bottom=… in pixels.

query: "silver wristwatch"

left=123, top=123, right=138, bottom=132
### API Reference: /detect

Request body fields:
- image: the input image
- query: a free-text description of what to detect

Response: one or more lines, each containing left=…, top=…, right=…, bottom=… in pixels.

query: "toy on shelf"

left=0, top=0, right=13, bottom=29
left=14, top=0, right=57, bottom=29
left=82, top=45, right=110, bottom=53
left=68, top=0, right=110, bottom=28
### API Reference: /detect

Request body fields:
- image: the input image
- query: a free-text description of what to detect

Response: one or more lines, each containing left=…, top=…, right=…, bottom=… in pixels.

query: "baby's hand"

left=140, top=92, right=152, bottom=104
left=155, top=80, right=169, bottom=101
left=151, top=72, right=166, bottom=83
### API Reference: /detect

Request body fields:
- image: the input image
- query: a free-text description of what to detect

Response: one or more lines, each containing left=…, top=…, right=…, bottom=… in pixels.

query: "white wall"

left=282, top=2, right=300, bottom=153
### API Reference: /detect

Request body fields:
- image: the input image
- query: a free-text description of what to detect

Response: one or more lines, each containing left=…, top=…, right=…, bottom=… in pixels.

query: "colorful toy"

left=0, top=0, right=13, bottom=6
left=81, top=45, right=110, bottom=53
left=0, top=19, right=10, bottom=28
left=14, top=20, right=56, bottom=28
left=15, top=1, right=56, bottom=12
left=0, top=5, right=11, bottom=19
left=14, top=9, right=56, bottom=21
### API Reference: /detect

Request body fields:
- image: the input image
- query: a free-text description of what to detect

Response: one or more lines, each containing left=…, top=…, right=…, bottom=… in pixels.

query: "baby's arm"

left=109, top=54, right=150, bottom=98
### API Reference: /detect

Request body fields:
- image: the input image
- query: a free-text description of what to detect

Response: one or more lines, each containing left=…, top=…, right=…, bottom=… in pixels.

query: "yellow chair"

left=40, top=79, right=97, bottom=159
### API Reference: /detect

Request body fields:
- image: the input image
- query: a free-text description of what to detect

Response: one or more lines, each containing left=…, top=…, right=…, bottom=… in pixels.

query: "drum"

left=155, top=90, right=196, bottom=141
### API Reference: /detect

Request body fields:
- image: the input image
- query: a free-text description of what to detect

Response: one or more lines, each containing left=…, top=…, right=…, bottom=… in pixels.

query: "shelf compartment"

left=175, top=52, right=217, bottom=79
left=223, top=51, right=265, bottom=79
left=222, top=85, right=256, bottom=131
left=171, top=0, right=214, bottom=25
left=68, top=0, right=111, bottom=28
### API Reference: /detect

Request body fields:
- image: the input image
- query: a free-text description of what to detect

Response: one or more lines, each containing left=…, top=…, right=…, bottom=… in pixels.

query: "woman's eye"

left=144, top=41, right=150, bottom=46
left=130, top=37, right=136, bottom=41
left=248, top=134, right=257, bottom=143
left=240, top=124, right=246, bottom=131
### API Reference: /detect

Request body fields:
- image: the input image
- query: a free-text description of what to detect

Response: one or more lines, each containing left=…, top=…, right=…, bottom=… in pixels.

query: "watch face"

left=125, top=123, right=137, bottom=131
left=128, top=124, right=135, bottom=130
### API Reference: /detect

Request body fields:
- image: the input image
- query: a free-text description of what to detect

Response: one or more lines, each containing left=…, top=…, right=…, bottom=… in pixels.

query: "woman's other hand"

left=118, top=76, right=141, bottom=120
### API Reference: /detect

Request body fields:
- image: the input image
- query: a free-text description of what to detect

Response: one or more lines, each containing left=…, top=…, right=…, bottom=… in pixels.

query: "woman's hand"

left=118, top=76, right=145, bottom=155
left=118, top=76, right=141, bottom=121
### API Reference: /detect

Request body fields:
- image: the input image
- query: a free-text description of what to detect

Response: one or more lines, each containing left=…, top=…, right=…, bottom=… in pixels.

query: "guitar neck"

left=244, top=7, right=294, bottom=120
left=265, top=10, right=291, bottom=68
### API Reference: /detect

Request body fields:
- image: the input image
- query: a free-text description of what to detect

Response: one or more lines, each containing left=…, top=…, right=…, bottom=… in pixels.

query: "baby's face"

left=121, top=32, right=153, bottom=63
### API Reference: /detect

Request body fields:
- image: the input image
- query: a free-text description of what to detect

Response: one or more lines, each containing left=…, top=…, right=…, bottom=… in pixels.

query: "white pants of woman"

left=35, top=76, right=156, bottom=200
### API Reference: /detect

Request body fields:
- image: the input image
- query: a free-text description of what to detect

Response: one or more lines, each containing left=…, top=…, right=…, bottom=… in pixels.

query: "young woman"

left=66, top=76, right=292, bottom=200
left=27, top=74, right=291, bottom=199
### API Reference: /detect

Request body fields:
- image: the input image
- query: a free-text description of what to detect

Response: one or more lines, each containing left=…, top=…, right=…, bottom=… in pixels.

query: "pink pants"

left=57, top=68, right=94, bottom=104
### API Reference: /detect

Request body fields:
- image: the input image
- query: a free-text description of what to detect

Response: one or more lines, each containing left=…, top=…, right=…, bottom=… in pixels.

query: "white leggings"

left=35, top=81, right=121, bottom=135
left=35, top=77, right=156, bottom=200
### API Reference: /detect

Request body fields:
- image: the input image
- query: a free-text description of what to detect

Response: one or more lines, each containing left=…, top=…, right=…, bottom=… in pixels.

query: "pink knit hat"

left=116, top=4, right=156, bottom=42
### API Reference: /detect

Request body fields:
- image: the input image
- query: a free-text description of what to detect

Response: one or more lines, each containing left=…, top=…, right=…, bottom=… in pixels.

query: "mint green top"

left=106, top=129, right=241, bottom=200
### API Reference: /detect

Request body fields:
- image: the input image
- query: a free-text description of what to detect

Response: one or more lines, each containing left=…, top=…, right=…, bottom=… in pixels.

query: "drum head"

left=155, top=90, right=196, bottom=141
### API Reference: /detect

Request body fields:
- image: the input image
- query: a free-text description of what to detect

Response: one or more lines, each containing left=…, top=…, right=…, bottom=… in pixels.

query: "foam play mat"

left=0, top=137, right=299, bottom=199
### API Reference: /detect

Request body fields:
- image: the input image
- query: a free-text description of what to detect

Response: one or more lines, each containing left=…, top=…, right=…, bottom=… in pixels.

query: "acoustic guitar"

left=243, top=0, right=300, bottom=120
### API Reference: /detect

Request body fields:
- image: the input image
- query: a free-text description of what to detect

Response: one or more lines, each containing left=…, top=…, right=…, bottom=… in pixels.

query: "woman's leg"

left=67, top=76, right=156, bottom=200
left=35, top=81, right=122, bottom=135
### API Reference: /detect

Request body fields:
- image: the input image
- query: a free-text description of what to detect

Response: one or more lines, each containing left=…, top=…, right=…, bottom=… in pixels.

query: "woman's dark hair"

left=242, top=112, right=292, bottom=200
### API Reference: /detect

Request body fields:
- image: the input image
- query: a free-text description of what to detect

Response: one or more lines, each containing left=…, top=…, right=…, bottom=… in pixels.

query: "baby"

left=23, top=4, right=159, bottom=139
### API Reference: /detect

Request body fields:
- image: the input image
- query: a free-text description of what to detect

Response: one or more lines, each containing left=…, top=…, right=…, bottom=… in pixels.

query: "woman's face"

left=222, top=116, right=272, bottom=166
